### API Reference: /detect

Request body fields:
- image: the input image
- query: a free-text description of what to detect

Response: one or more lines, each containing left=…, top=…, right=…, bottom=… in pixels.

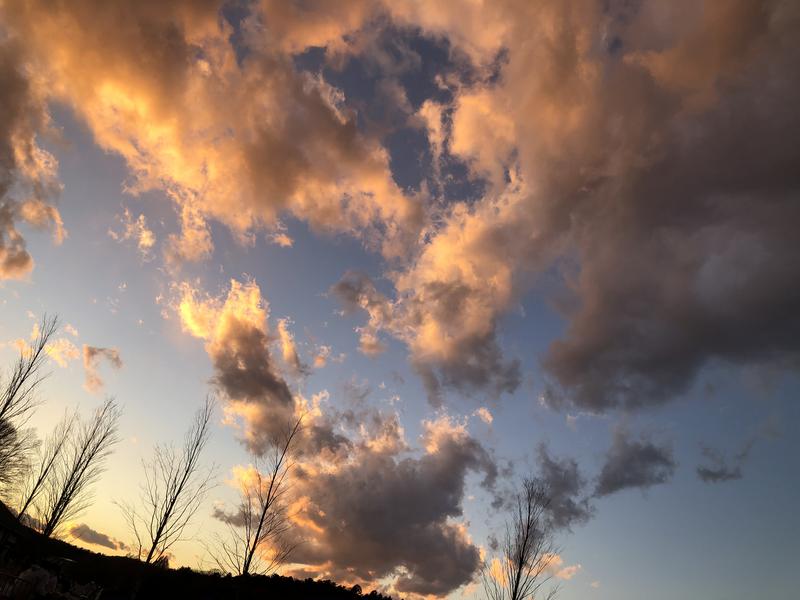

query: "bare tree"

left=210, top=417, right=302, bottom=576
left=119, top=396, right=216, bottom=563
left=16, top=409, right=78, bottom=523
left=38, top=398, right=121, bottom=537
left=0, top=315, right=58, bottom=491
left=482, top=479, right=559, bottom=600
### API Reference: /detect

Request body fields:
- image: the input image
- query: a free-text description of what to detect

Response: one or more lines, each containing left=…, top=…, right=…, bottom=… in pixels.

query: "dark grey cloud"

left=69, top=523, right=127, bottom=551
left=401, top=278, right=521, bottom=405
left=211, top=320, right=293, bottom=408
left=535, top=444, right=593, bottom=530
left=211, top=504, right=247, bottom=528
left=290, top=417, right=497, bottom=597
left=595, top=429, right=676, bottom=496
left=530, top=0, right=800, bottom=412
left=312, top=0, right=800, bottom=414
left=696, top=438, right=756, bottom=484
left=206, top=316, right=298, bottom=456
left=412, top=329, right=521, bottom=408
left=177, top=279, right=306, bottom=457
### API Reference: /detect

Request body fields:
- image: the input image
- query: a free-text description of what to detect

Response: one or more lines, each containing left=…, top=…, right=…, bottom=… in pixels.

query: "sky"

left=0, top=1, right=799, bottom=598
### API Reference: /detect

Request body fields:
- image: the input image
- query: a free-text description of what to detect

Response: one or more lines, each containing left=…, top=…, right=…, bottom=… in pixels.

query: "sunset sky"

left=1, top=1, right=799, bottom=599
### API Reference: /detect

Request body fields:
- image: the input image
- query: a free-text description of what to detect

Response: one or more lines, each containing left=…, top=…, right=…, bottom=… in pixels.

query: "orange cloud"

left=2, top=0, right=423, bottom=270
left=0, top=37, right=63, bottom=280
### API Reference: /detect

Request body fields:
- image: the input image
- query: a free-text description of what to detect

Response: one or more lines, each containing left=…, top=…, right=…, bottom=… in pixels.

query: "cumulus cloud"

left=320, top=0, right=800, bottom=411
left=2, top=0, right=798, bottom=413
left=330, top=271, right=392, bottom=358
left=1, top=0, right=423, bottom=272
left=284, top=413, right=497, bottom=597
left=535, top=444, right=593, bottom=530
left=0, top=38, right=63, bottom=280
left=82, top=345, right=122, bottom=392
left=595, top=429, right=676, bottom=496
left=211, top=406, right=496, bottom=597
left=69, top=523, right=128, bottom=551
left=177, top=278, right=297, bottom=454
left=331, top=270, right=521, bottom=405
left=268, top=231, right=294, bottom=248
left=312, top=344, right=331, bottom=369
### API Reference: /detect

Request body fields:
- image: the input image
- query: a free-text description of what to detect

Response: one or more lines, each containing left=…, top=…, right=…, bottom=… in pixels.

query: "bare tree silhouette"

left=0, top=315, right=58, bottom=493
left=16, top=408, right=78, bottom=523
left=210, top=417, right=302, bottom=576
left=119, top=396, right=216, bottom=563
left=482, top=479, right=559, bottom=600
left=38, top=398, right=121, bottom=537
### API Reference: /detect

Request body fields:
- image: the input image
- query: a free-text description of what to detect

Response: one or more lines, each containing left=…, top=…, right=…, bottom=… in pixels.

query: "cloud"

left=13, top=321, right=80, bottom=368
left=696, top=437, right=756, bottom=484
left=1, top=0, right=423, bottom=271
left=542, top=553, right=582, bottom=581
left=268, top=232, right=294, bottom=248
left=45, top=337, right=80, bottom=368
left=0, top=37, right=63, bottom=280
left=473, top=407, right=493, bottom=425
left=177, top=278, right=296, bottom=454
left=535, top=444, right=593, bottom=529
left=283, top=413, right=497, bottom=597
left=316, top=0, right=800, bottom=412
left=108, top=206, right=156, bottom=260
left=277, top=318, right=309, bottom=377
left=82, top=345, right=123, bottom=392
left=2, top=0, right=798, bottom=413
left=212, top=407, right=496, bottom=597
left=331, top=270, right=521, bottom=405
left=330, top=271, right=392, bottom=358
left=312, top=344, right=331, bottom=369
left=595, top=429, right=676, bottom=496
left=69, top=523, right=128, bottom=551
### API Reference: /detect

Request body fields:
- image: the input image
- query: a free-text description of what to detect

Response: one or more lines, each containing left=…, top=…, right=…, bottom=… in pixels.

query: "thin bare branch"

left=16, top=408, right=77, bottom=521
left=37, top=398, right=121, bottom=537
left=0, top=314, right=58, bottom=491
left=119, top=395, right=217, bottom=563
left=208, top=415, right=303, bottom=576
left=482, top=479, right=560, bottom=600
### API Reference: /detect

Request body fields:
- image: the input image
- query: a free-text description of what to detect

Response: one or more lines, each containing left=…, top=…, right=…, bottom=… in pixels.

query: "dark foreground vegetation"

left=0, top=501, right=394, bottom=600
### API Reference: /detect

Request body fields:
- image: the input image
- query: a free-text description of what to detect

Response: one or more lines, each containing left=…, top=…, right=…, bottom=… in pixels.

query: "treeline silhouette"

left=1, top=499, right=392, bottom=599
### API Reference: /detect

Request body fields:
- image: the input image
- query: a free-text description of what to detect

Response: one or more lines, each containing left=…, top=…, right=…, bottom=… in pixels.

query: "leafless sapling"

left=16, top=409, right=78, bottom=523
left=37, top=398, right=121, bottom=537
left=119, top=396, right=216, bottom=563
left=482, top=479, right=560, bottom=600
left=210, top=417, right=302, bottom=576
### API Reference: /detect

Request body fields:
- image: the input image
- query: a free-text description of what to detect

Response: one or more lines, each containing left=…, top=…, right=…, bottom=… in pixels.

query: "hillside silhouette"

left=0, top=501, right=396, bottom=600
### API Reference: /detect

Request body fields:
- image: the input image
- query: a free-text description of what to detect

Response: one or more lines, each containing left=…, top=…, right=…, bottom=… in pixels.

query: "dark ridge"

left=0, top=501, right=397, bottom=600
